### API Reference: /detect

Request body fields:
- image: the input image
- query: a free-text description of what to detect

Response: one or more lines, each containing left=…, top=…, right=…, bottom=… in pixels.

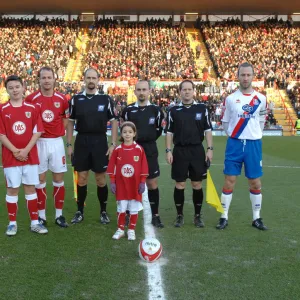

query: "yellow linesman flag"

left=206, top=170, right=224, bottom=213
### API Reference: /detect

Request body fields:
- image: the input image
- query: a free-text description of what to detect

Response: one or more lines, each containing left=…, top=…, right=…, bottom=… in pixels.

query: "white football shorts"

left=37, top=137, right=67, bottom=174
left=4, top=165, right=39, bottom=188
left=117, top=200, right=143, bottom=214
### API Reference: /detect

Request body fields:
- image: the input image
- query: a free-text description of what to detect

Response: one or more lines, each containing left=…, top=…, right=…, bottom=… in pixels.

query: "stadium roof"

left=1, top=0, right=300, bottom=15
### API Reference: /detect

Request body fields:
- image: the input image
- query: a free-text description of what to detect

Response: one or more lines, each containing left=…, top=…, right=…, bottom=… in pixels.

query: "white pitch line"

left=142, top=187, right=166, bottom=300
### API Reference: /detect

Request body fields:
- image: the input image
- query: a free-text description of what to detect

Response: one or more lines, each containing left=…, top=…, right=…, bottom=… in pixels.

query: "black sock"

left=77, top=185, right=87, bottom=214
left=174, top=187, right=184, bottom=215
left=97, top=185, right=108, bottom=213
left=148, top=188, right=159, bottom=216
left=193, top=188, right=204, bottom=215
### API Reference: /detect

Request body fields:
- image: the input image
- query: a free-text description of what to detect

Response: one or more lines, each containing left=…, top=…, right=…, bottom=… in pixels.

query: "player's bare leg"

left=147, top=177, right=164, bottom=228
left=95, top=172, right=110, bottom=224
left=216, top=175, right=237, bottom=230
left=248, top=178, right=267, bottom=230
left=191, top=181, right=204, bottom=228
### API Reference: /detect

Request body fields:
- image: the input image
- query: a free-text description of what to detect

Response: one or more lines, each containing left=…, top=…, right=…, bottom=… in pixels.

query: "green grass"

left=0, top=136, right=300, bottom=300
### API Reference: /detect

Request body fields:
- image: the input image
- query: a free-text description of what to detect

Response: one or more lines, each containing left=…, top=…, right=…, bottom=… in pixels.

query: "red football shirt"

left=0, top=101, right=44, bottom=168
left=25, top=91, right=69, bottom=138
left=107, top=142, right=148, bottom=201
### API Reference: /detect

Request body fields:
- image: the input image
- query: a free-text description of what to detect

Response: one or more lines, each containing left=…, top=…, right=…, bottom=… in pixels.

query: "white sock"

left=55, top=209, right=63, bottom=219
left=31, top=220, right=39, bottom=226
left=39, top=209, right=46, bottom=220
left=250, top=190, right=262, bottom=220
left=220, top=190, right=233, bottom=219
left=9, top=221, right=17, bottom=226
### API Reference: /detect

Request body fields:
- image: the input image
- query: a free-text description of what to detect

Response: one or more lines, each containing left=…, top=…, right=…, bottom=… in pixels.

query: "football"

left=138, top=238, right=163, bottom=263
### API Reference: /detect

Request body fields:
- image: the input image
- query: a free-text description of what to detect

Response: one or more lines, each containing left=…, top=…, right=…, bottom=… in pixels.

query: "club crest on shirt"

left=54, top=102, right=60, bottom=108
left=195, top=113, right=202, bottom=120
left=121, top=164, right=134, bottom=178
left=98, top=105, right=105, bottom=112
left=25, top=112, right=31, bottom=118
left=134, top=156, right=139, bottom=162
left=149, top=117, right=155, bottom=124
left=253, top=99, right=260, bottom=105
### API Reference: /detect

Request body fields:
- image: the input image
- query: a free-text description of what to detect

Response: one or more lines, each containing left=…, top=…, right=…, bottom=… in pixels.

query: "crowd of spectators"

left=200, top=19, right=300, bottom=86
left=287, top=82, right=300, bottom=118
left=0, top=16, right=80, bottom=88
left=85, top=19, right=199, bottom=80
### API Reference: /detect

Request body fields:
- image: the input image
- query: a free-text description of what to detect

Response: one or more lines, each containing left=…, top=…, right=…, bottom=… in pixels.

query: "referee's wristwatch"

left=66, top=143, right=72, bottom=147
left=165, top=148, right=172, bottom=153
left=207, top=147, right=214, bottom=150
left=111, top=142, right=117, bottom=147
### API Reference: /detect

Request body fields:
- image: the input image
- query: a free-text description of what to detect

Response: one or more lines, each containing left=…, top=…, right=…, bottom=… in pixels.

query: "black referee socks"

left=193, top=188, right=204, bottom=215
left=97, top=185, right=108, bottom=213
left=77, top=185, right=87, bottom=213
left=174, top=187, right=185, bottom=215
left=148, top=188, right=160, bottom=215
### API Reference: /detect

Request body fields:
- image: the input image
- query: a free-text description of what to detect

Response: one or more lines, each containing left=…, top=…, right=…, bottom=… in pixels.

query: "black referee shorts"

left=73, top=134, right=108, bottom=173
left=172, top=144, right=207, bottom=182
left=138, top=141, right=160, bottom=179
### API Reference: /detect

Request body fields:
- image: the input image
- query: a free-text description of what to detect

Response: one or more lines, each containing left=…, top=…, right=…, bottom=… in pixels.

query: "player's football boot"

left=252, top=218, right=268, bottom=230
left=6, top=224, right=17, bottom=236
left=216, top=218, right=228, bottom=230
left=100, top=212, right=110, bottom=224
left=152, top=215, right=164, bottom=228
left=38, top=217, right=47, bottom=226
left=55, top=215, right=69, bottom=228
left=127, top=229, right=136, bottom=241
left=174, top=215, right=184, bottom=228
left=112, top=228, right=125, bottom=240
left=194, top=214, right=205, bottom=228
left=30, top=223, right=48, bottom=234
left=71, top=211, right=84, bottom=224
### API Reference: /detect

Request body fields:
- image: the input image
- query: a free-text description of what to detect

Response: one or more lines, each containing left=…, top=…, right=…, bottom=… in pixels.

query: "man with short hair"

left=216, top=62, right=268, bottom=230
left=26, top=66, right=69, bottom=228
left=0, top=75, right=48, bottom=235
left=67, top=68, right=118, bottom=224
left=121, top=80, right=164, bottom=228
left=165, top=79, right=213, bottom=228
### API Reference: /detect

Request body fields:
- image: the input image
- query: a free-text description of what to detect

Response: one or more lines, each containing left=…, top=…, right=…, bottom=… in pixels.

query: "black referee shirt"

left=166, top=101, right=212, bottom=146
left=121, top=101, right=164, bottom=143
left=69, top=91, right=117, bottom=134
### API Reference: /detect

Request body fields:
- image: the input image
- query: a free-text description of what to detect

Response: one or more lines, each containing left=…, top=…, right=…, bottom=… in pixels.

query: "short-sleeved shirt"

left=221, top=89, right=267, bottom=140
left=25, top=91, right=69, bottom=138
left=69, top=91, right=117, bottom=134
left=121, top=101, right=163, bottom=143
left=166, top=101, right=212, bottom=146
left=0, top=101, right=43, bottom=168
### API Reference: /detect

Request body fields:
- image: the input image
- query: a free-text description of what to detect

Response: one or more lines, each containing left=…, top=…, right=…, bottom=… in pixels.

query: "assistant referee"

left=165, top=80, right=213, bottom=228
left=66, top=68, right=118, bottom=224
left=121, top=80, right=164, bottom=228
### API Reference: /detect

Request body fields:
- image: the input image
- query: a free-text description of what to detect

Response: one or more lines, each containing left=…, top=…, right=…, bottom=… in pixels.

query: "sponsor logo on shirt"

left=133, top=156, right=139, bottom=162
left=149, top=117, right=155, bottom=124
left=98, top=105, right=105, bottom=112
left=130, top=110, right=138, bottom=113
left=12, top=121, right=26, bottom=135
left=238, top=114, right=255, bottom=119
left=242, top=104, right=253, bottom=113
left=236, top=99, right=241, bottom=103
left=195, top=113, right=202, bottom=120
left=42, top=110, right=54, bottom=122
left=121, top=164, right=134, bottom=178
left=25, top=112, right=31, bottom=118
left=78, top=98, right=85, bottom=101
left=54, top=102, right=60, bottom=108
left=5, top=114, right=11, bottom=119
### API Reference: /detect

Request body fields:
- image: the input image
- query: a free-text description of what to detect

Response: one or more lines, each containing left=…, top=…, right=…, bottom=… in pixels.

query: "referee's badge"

left=25, top=112, right=31, bottom=118
left=134, top=156, right=139, bottom=162
left=98, top=105, right=105, bottom=112
left=195, top=113, right=202, bottom=120
left=54, top=102, right=60, bottom=108
left=149, top=117, right=155, bottom=124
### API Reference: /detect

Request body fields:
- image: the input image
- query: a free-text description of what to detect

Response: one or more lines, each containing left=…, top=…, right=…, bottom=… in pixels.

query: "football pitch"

left=0, top=136, right=299, bottom=300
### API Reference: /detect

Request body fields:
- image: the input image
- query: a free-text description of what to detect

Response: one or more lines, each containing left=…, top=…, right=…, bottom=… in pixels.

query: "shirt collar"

left=178, top=100, right=198, bottom=106
left=83, top=90, right=100, bottom=97
left=134, top=101, right=151, bottom=107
